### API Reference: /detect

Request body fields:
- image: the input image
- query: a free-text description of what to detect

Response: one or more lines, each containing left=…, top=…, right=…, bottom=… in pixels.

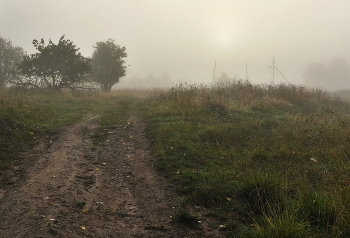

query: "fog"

left=1, top=0, right=350, bottom=90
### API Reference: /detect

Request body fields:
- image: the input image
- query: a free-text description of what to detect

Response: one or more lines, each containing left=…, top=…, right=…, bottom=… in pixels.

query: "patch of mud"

left=0, top=114, right=223, bottom=237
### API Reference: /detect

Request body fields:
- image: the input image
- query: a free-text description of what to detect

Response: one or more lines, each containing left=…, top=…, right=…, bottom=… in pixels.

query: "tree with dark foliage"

left=90, top=39, right=127, bottom=92
left=16, top=35, right=91, bottom=91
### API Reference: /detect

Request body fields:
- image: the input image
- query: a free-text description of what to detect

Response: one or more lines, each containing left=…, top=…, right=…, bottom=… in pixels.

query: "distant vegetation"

left=303, top=58, right=350, bottom=91
left=0, top=35, right=127, bottom=92
left=0, top=35, right=26, bottom=89
left=2, top=81, right=350, bottom=237
left=15, top=36, right=91, bottom=91
left=90, top=39, right=127, bottom=92
left=118, top=72, right=174, bottom=89
left=334, top=89, right=350, bottom=102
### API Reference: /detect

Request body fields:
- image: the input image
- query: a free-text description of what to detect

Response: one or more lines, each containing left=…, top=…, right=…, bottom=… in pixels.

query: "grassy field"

left=2, top=82, right=350, bottom=237
left=143, top=81, right=350, bottom=237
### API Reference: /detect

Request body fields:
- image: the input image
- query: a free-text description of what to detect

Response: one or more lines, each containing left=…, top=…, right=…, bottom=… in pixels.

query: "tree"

left=0, top=36, right=25, bottom=88
left=16, top=35, right=91, bottom=91
left=303, top=58, right=350, bottom=91
left=90, top=39, right=127, bottom=92
left=118, top=72, right=173, bottom=88
left=216, top=72, right=231, bottom=83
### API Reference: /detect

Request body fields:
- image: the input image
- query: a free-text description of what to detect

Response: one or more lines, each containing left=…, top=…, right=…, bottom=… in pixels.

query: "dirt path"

left=0, top=114, right=223, bottom=237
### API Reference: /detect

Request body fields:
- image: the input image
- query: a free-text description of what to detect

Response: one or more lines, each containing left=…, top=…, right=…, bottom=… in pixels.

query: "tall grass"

left=143, top=80, right=350, bottom=237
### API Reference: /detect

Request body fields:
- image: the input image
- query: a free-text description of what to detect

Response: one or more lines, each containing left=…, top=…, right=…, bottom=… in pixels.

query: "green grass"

left=0, top=88, right=143, bottom=169
left=174, top=207, right=200, bottom=225
left=3, top=82, right=350, bottom=237
left=239, top=209, right=312, bottom=238
left=142, top=80, right=350, bottom=237
left=90, top=95, right=141, bottom=146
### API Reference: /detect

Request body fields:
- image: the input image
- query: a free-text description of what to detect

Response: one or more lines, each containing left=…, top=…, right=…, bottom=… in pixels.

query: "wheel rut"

left=0, top=114, right=223, bottom=237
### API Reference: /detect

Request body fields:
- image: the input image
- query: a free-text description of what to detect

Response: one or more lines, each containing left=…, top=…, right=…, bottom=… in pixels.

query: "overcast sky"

left=1, top=0, right=350, bottom=88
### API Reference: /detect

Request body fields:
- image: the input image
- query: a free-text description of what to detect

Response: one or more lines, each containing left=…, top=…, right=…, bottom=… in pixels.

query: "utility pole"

left=269, top=57, right=291, bottom=85
left=272, top=57, right=275, bottom=84
left=213, top=61, right=216, bottom=83
left=246, top=62, right=249, bottom=80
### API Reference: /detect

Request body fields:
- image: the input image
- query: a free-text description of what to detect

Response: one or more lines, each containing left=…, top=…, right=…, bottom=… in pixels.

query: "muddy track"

left=0, top=114, right=223, bottom=237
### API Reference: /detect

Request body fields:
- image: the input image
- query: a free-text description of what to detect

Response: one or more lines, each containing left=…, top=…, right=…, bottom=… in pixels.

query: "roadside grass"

left=142, top=80, right=350, bottom=237
left=0, top=89, right=86, bottom=169
left=174, top=207, right=200, bottom=226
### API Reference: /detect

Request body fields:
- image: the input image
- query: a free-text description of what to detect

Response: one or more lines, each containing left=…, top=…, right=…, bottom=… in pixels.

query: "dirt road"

left=0, top=114, right=223, bottom=237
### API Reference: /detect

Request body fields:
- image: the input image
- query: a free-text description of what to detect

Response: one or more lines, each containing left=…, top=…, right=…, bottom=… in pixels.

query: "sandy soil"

left=0, top=114, right=223, bottom=237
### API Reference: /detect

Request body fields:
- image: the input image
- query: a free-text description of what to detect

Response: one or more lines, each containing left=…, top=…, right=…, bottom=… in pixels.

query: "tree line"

left=0, top=35, right=127, bottom=92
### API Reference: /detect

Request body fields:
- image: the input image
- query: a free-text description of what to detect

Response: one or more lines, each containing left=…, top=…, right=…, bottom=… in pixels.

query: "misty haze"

left=1, top=0, right=350, bottom=91
left=3, top=1, right=350, bottom=237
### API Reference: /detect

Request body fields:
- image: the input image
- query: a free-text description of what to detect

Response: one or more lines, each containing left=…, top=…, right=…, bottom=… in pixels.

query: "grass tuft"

left=174, top=207, right=200, bottom=225
left=240, top=210, right=312, bottom=238
left=237, top=170, right=285, bottom=214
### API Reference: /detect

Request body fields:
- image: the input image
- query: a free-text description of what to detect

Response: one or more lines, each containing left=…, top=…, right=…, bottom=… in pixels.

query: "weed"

left=0, top=162, right=10, bottom=170
left=240, top=209, right=312, bottom=238
left=47, top=222, right=58, bottom=235
left=300, top=190, right=338, bottom=228
left=174, top=207, right=199, bottom=225
left=76, top=201, right=86, bottom=209
left=237, top=170, right=285, bottom=214
left=84, top=167, right=93, bottom=173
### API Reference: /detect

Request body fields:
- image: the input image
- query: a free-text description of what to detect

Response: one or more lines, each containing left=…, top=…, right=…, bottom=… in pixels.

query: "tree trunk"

left=101, top=83, right=112, bottom=92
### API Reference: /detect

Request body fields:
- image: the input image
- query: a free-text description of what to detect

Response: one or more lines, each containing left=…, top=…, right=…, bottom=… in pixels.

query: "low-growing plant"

left=174, top=207, right=199, bottom=225
left=237, top=170, right=285, bottom=215
left=76, top=201, right=86, bottom=209
left=240, top=209, right=312, bottom=238
left=47, top=222, right=58, bottom=235
left=300, top=190, right=338, bottom=228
